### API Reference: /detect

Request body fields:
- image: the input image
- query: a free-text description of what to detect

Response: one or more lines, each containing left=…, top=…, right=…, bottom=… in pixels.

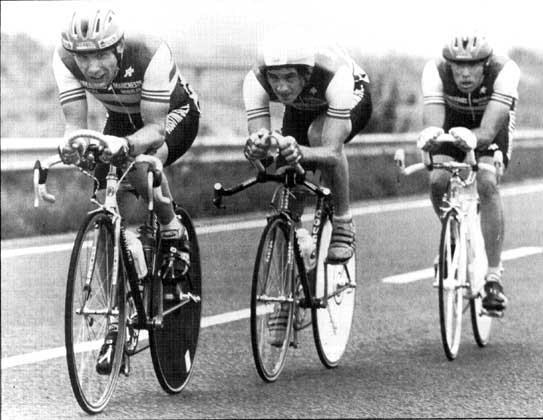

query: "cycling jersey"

left=422, top=54, right=520, bottom=164
left=244, top=44, right=372, bottom=146
left=53, top=33, right=200, bottom=167
left=53, top=33, right=200, bottom=116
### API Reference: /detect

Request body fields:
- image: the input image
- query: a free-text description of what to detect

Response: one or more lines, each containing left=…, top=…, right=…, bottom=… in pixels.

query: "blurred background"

left=1, top=0, right=542, bottom=239
left=1, top=0, right=542, bottom=139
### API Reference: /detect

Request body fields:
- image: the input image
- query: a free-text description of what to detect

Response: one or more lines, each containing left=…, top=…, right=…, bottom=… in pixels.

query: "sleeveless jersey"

left=244, top=44, right=370, bottom=121
left=53, top=34, right=199, bottom=117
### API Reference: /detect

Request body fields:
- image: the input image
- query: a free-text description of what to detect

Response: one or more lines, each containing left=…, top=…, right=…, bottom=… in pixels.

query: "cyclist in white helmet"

left=53, top=7, right=200, bottom=374
left=243, top=31, right=372, bottom=263
left=419, top=32, right=520, bottom=315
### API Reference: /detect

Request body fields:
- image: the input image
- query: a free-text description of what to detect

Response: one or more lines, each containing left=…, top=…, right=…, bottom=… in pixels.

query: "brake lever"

left=213, top=183, right=226, bottom=209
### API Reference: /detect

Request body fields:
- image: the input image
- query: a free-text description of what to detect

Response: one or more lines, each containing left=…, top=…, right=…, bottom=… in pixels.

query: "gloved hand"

left=278, top=135, right=303, bottom=165
left=58, top=136, right=87, bottom=165
left=244, top=128, right=272, bottom=160
left=101, top=135, right=130, bottom=165
left=417, top=126, right=444, bottom=152
left=449, top=127, right=477, bottom=152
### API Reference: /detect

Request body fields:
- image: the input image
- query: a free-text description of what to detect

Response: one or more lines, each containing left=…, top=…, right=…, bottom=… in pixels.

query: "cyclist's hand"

left=449, top=127, right=477, bottom=152
left=58, top=136, right=86, bottom=165
left=278, top=135, right=303, bottom=165
left=244, top=128, right=271, bottom=160
left=417, top=126, right=444, bottom=152
left=101, top=135, right=129, bottom=165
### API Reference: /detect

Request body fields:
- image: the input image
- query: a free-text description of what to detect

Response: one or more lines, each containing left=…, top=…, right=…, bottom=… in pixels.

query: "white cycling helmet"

left=61, top=8, right=124, bottom=53
left=260, top=29, right=315, bottom=68
left=442, top=32, right=492, bottom=62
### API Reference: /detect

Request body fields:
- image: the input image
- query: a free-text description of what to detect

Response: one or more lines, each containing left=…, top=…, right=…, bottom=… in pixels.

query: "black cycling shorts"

left=94, top=106, right=199, bottom=188
left=281, top=89, right=372, bottom=146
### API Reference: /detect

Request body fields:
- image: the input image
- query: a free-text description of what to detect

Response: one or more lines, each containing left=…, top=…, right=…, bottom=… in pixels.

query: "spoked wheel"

left=150, top=207, right=202, bottom=393
left=312, top=218, right=356, bottom=368
left=438, top=211, right=465, bottom=360
left=65, top=212, right=126, bottom=414
left=469, top=213, right=492, bottom=347
left=251, top=216, right=295, bottom=382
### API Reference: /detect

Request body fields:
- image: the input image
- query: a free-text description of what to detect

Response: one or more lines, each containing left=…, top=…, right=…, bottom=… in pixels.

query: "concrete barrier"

left=1, top=131, right=542, bottom=239
left=2, top=130, right=542, bottom=171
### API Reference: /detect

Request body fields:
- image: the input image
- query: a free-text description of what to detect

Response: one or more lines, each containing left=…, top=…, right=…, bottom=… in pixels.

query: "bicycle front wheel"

left=438, top=210, right=465, bottom=360
left=65, top=212, right=126, bottom=414
left=312, top=217, right=356, bottom=368
left=150, top=207, right=202, bottom=393
left=251, top=216, right=295, bottom=382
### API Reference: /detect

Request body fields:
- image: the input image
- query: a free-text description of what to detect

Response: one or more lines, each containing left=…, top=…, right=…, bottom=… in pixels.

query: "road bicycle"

left=213, top=134, right=356, bottom=382
left=395, top=133, right=503, bottom=360
left=34, top=129, right=202, bottom=413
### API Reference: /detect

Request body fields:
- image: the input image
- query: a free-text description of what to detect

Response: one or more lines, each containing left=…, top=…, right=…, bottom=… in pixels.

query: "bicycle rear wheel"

left=150, top=207, right=202, bottom=393
left=312, top=217, right=356, bottom=368
left=469, top=214, right=492, bottom=346
left=438, top=210, right=465, bottom=360
left=65, top=212, right=126, bottom=414
left=251, top=216, right=294, bottom=382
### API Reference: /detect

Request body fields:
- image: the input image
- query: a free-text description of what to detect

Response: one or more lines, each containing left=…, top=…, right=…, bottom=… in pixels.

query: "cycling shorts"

left=278, top=90, right=372, bottom=171
left=281, top=89, right=372, bottom=146
left=95, top=107, right=199, bottom=188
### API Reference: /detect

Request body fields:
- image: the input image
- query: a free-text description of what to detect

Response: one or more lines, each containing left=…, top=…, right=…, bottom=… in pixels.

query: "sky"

left=1, top=0, right=542, bottom=58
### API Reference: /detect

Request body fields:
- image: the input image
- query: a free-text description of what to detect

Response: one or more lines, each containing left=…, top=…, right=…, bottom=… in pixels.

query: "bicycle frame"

left=34, top=150, right=190, bottom=332
left=215, top=168, right=344, bottom=309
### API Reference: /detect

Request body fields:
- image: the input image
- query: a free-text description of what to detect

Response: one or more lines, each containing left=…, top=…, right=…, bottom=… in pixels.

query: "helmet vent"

left=95, top=18, right=101, bottom=34
left=81, top=20, right=89, bottom=37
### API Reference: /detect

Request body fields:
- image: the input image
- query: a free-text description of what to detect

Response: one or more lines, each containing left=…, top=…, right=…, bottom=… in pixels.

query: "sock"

left=332, top=212, right=353, bottom=224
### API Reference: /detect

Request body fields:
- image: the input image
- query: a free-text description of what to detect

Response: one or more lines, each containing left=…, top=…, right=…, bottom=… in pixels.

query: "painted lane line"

left=3, top=182, right=542, bottom=259
left=3, top=246, right=542, bottom=369
left=2, top=308, right=249, bottom=369
left=382, top=246, right=543, bottom=284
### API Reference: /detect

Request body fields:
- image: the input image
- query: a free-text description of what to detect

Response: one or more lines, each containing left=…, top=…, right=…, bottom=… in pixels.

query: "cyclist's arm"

left=126, top=43, right=178, bottom=156
left=473, top=60, right=520, bottom=150
left=421, top=60, right=446, bottom=127
left=52, top=48, right=88, bottom=133
left=243, top=70, right=272, bottom=134
left=298, top=65, right=353, bottom=164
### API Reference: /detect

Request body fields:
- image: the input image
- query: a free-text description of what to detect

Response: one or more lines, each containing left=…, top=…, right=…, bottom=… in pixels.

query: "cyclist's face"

left=266, top=67, right=306, bottom=104
left=73, top=49, right=118, bottom=89
left=450, top=61, right=485, bottom=93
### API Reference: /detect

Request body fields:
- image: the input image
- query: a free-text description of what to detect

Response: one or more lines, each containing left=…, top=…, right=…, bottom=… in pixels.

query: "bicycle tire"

left=438, top=210, right=464, bottom=360
left=150, top=207, right=202, bottom=393
left=250, top=216, right=294, bottom=382
left=65, top=212, right=126, bottom=414
left=312, top=216, right=356, bottom=368
left=469, top=213, right=492, bottom=346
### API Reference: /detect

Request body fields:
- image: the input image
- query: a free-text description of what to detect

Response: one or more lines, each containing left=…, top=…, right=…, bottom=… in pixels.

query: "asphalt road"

left=2, top=181, right=542, bottom=419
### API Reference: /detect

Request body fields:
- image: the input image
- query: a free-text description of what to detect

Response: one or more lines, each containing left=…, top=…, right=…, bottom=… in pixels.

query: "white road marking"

left=3, top=182, right=542, bottom=259
left=2, top=308, right=250, bottom=369
left=382, top=247, right=543, bottom=284
left=3, top=246, right=541, bottom=370
left=2, top=183, right=542, bottom=369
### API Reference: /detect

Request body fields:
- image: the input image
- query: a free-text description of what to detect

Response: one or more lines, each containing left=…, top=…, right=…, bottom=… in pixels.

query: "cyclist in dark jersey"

left=418, top=32, right=520, bottom=315
left=54, top=7, right=200, bottom=374
left=243, top=33, right=372, bottom=263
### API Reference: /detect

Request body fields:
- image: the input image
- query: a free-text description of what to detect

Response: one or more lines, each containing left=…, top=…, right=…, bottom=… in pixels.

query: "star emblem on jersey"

left=309, top=87, right=317, bottom=95
left=480, top=86, right=487, bottom=94
left=124, top=66, right=134, bottom=78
